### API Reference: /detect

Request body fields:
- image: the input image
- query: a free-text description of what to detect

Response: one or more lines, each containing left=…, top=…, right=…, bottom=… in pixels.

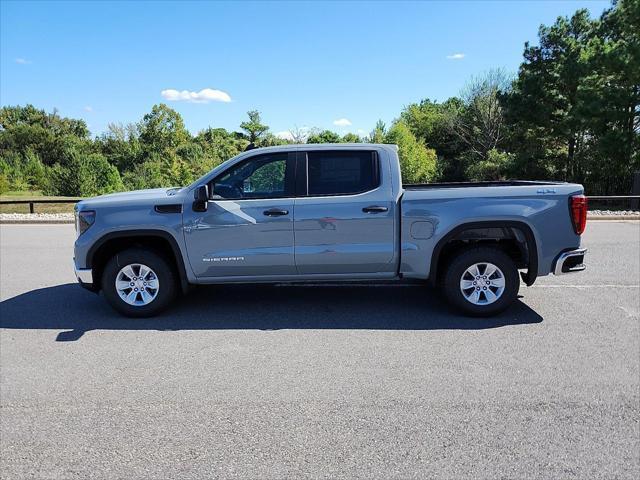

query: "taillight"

left=570, top=195, right=587, bottom=235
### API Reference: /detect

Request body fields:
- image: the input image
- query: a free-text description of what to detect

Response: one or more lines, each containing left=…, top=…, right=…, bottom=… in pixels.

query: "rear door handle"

left=362, top=206, right=388, bottom=214
left=263, top=208, right=289, bottom=217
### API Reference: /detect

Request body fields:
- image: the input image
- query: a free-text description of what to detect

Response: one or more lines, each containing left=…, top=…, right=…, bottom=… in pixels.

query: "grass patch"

left=0, top=191, right=81, bottom=214
left=1, top=190, right=46, bottom=197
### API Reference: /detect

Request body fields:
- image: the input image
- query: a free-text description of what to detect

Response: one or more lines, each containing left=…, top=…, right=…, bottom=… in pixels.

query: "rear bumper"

left=553, top=248, right=587, bottom=275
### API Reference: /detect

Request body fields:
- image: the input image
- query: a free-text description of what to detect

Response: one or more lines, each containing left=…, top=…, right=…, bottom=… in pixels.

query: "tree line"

left=0, top=0, right=637, bottom=196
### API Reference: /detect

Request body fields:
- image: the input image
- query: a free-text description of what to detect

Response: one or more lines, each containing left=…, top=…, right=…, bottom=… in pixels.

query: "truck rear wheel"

left=101, top=248, right=177, bottom=317
left=442, top=246, right=519, bottom=317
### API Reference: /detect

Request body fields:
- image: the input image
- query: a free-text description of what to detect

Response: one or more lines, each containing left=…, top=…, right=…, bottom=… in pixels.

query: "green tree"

left=46, top=152, right=123, bottom=196
left=259, top=132, right=290, bottom=147
left=449, top=69, right=512, bottom=161
left=98, top=123, right=142, bottom=172
left=506, top=1, right=639, bottom=192
left=22, top=149, right=46, bottom=190
left=0, top=151, right=31, bottom=191
left=195, top=127, right=246, bottom=164
left=122, top=160, right=167, bottom=190
left=307, top=130, right=341, bottom=143
left=166, top=152, right=195, bottom=186
left=581, top=0, right=640, bottom=192
left=369, top=120, right=387, bottom=143
left=0, top=173, right=9, bottom=194
left=466, top=149, right=516, bottom=181
left=385, top=121, right=437, bottom=183
left=341, top=132, right=362, bottom=143
left=87, top=153, right=124, bottom=194
left=400, top=98, right=467, bottom=180
left=0, top=105, right=90, bottom=166
left=139, top=104, right=190, bottom=155
left=507, top=10, right=597, bottom=183
left=0, top=154, right=22, bottom=191
left=240, top=110, right=269, bottom=144
left=0, top=105, right=89, bottom=138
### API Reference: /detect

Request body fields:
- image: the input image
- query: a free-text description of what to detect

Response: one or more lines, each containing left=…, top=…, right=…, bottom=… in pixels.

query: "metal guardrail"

left=0, top=195, right=639, bottom=214
left=587, top=196, right=640, bottom=200
left=0, top=198, right=81, bottom=214
left=588, top=195, right=640, bottom=210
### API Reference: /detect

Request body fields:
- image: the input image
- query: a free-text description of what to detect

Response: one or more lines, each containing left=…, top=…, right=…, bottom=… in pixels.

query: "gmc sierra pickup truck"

left=73, top=144, right=587, bottom=317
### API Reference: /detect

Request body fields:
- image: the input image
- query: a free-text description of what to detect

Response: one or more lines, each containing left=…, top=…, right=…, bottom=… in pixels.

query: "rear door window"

left=306, top=151, right=379, bottom=196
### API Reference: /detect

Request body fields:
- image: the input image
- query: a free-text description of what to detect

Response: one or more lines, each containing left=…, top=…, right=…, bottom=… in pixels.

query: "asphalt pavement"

left=1, top=222, right=639, bottom=479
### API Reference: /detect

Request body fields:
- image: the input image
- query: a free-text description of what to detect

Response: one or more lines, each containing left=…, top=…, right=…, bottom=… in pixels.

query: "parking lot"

left=1, top=222, right=638, bottom=479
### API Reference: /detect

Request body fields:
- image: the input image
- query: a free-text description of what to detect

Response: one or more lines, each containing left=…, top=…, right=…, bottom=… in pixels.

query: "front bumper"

left=74, top=261, right=96, bottom=291
left=553, top=248, right=587, bottom=275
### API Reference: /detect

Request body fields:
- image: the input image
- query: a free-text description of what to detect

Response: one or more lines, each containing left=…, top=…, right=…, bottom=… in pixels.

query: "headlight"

left=76, top=210, right=96, bottom=236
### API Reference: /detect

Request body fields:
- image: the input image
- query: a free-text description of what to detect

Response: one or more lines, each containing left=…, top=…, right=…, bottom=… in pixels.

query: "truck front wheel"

left=442, top=246, right=519, bottom=317
left=101, top=248, right=177, bottom=317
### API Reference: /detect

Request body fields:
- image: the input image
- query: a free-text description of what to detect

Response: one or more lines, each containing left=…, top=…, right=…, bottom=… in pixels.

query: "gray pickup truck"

left=74, top=144, right=587, bottom=317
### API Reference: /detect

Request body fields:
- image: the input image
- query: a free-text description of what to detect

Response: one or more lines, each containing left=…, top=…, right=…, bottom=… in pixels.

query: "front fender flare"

left=86, top=229, right=191, bottom=293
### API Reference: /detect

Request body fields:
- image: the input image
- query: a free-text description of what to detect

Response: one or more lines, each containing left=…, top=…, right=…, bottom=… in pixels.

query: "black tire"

left=101, top=248, right=177, bottom=318
left=442, top=246, right=519, bottom=317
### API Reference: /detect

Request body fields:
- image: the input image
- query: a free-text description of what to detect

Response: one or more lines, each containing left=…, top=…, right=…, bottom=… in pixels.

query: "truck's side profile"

left=73, top=144, right=588, bottom=317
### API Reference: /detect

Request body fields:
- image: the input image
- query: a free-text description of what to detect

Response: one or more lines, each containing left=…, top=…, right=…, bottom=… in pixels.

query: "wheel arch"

left=86, top=229, right=190, bottom=293
left=430, top=220, right=539, bottom=286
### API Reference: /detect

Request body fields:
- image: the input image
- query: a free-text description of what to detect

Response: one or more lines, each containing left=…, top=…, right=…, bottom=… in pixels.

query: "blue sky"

left=1, top=0, right=610, bottom=138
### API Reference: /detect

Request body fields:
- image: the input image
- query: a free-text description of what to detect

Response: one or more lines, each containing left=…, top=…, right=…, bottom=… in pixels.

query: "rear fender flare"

left=430, top=221, right=539, bottom=286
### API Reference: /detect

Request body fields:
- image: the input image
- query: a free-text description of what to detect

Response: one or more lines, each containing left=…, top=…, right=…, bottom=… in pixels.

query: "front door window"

left=212, top=154, right=290, bottom=199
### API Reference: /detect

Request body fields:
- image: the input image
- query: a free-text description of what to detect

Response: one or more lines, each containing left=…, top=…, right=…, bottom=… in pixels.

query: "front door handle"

left=362, top=205, right=388, bottom=214
left=263, top=208, right=289, bottom=217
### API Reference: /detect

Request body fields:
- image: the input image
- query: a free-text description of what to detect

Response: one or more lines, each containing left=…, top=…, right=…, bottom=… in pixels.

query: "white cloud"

left=275, top=130, right=294, bottom=141
left=446, top=53, right=465, bottom=60
left=84, top=105, right=93, bottom=112
left=15, top=58, right=31, bottom=64
left=333, top=118, right=352, bottom=127
left=160, top=88, right=231, bottom=103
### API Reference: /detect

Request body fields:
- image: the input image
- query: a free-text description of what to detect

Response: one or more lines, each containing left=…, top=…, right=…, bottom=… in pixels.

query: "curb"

left=0, top=219, right=74, bottom=224
left=587, top=215, right=640, bottom=221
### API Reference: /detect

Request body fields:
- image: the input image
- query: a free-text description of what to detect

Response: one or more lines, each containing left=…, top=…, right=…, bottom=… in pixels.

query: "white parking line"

left=531, top=284, right=639, bottom=288
left=276, top=284, right=417, bottom=288
left=277, top=283, right=640, bottom=289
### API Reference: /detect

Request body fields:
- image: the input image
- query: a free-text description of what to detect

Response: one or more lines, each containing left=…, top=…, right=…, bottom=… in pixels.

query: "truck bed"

left=403, top=180, right=565, bottom=189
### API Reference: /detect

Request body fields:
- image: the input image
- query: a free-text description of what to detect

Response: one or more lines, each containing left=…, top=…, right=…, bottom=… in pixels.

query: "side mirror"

left=192, top=185, right=209, bottom=212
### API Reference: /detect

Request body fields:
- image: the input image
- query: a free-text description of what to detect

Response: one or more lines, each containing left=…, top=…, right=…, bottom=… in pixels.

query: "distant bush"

left=0, top=173, right=9, bottom=194
left=122, top=160, right=167, bottom=191
left=466, top=149, right=516, bottom=181
left=0, top=150, right=48, bottom=192
left=45, top=152, right=123, bottom=196
left=22, top=150, right=47, bottom=190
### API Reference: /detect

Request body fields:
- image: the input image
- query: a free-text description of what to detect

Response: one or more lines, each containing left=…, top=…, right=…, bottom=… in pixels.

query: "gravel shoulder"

left=0, top=213, right=75, bottom=223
